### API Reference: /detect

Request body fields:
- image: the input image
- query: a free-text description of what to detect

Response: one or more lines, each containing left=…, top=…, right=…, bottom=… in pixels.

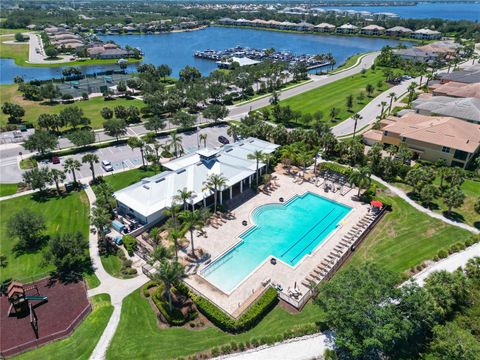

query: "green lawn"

left=101, top=167, right=160, bottom=192
left=330, top=53, right=364, bottom=74
left=0, top=84, right=145, bottom=129
left=348, top=193, right=474, bottom=274
left=15, top=294, right=113, bottom=360
left=393, top=178, right=480, bottom=229
left=101, top=254, right=123, bottom=277
left=264, top=68, right=390, bottom=127
left=0, top=28, right=31, bottom=35
left=0, top=35, right=29, bottom=64
left=0, top=191, right=90, bottom=281
left=0, top=183, right=18, bottom=197
left=107, top=289, right=322, bottom=360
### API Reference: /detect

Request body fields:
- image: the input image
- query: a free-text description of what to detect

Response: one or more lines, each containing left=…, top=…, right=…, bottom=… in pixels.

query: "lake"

left=320, top=2, right=480, bottom=21
left=1, top=27, right=411, bottom=84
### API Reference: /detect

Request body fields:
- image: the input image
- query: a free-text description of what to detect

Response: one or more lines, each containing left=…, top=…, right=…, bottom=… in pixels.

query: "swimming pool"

left=201, top=192, right=351, bottom=293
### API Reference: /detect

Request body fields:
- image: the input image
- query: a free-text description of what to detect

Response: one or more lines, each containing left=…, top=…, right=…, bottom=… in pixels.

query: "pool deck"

left=183, top=169, right=369, bottom=316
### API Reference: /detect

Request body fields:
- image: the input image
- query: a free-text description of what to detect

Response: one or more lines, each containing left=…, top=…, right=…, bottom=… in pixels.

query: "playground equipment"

left=7, top=281, right=48, bottom=315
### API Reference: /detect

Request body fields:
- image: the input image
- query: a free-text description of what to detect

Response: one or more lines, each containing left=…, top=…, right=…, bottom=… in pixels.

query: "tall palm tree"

left=82, top=153, right=99, bottom=181
left=247, top=150, right=265, bottom=189
left=227, top=123, right=240, bottom=142
left=164, top=203, right=182, bottom=229
left=50, top=168, right=66, bottom=195
left=167, top=229, right=182, bottom=261
left=63, top=158, right=81, bottom=184
left=95, top=182, right=115, bottom=213
left=90, top=205, right=111, bottom=243
left=199, top=133, right=207, bottom=148
left=203, top=173, right=227, bottom=213
left=153, top=260, right=184, bottom=312
left=348, top=166, right=372, bottom=196
left=179, top=209, right=203, bottom=256
left=127, top=137, right=146, bottom=167
left=175, top=188, right=194, bottom=211
left=169, top=131, right=183, bottom=158
left=387, top=92, right=396, bottom=113
left=379, top=101, right=387, bottom=117
left=352, top=113, right=362, bottom=138
left=295, top=150, right=312, bottom=179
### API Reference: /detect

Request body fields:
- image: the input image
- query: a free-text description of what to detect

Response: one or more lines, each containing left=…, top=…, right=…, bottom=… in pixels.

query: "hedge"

left=152, top=287, right=196, bottom=326
left=190, top=287, right=278, bottom=333
left=122, top=235, right=137, bottom=256
left=318, top=162, right=353, bottom=177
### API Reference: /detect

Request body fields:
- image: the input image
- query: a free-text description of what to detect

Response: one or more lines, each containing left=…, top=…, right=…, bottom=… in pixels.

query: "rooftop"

left=431, top=81, right=480, bottom=99
left=412, top=96, right=480, bottom=123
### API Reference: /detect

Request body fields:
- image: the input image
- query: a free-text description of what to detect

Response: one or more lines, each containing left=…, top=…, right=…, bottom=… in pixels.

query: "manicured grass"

left=107, top=289, right=323, bottom=360
left=0, top=35, right=28, bottom=64
left=101, top=254, right=123, bottom=277
left=330, top=53, right=363, bottom=73
left=0, top=84, right=145, bottom=129
left=0, top=191, right=90, bottom=281
left=0, top=183, right=17, bottom=197
left=393, top=178, right=480, bottom=229
left=348, top=193, right=474, bottom=274
left=83, top=272, right=101, bottom=289
left=15, top=293, right=113, bottom=360
left=0, top=28, right=31, bottom=35
left=264, top=68, right=390, bottom=127
left=101, top=167, right=159, bottom=192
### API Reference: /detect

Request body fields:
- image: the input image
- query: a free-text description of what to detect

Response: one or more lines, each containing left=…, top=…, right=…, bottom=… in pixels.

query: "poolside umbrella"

left=370, top=200, right=383, bottom=208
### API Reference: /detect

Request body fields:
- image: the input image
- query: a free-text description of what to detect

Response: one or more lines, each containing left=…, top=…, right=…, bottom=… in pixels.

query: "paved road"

left=27, top=32, right=71, bottom=64
left=0, top=125, right=231, bottom=183
left=228, top=52, right=379, bottom=120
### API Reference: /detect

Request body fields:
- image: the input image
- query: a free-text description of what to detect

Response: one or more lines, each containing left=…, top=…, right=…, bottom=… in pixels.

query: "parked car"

left=51, top=156, right=60, bottom=164
left=102, top=160, right=114, bottom=172
left=218, top=135, right=229, bottom=145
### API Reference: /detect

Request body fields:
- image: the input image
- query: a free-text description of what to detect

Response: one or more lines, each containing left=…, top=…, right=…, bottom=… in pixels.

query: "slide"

left=25, top=296, right=48, bottom=301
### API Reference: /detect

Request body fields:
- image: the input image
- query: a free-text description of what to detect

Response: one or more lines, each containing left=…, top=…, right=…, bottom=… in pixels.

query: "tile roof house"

left=394, top=47, right=439, bottom=63
left=362, top=113, right=480, bottom=168
left=361, top=24, right=385, bottom=35
left=411, top=28, right=442, bottom=40
left=336, top=24, right=359, bottom=34
left=385, top=26, right=413, bottom=36
left=439, top=66, right=480, bottom=84
left=430, top=82, right=480, bottom=99
left=412, top=96, right=480, bottom=124
left=114, top=138, right=279, bottom=224
left=314, top=23, right=336, bottom=32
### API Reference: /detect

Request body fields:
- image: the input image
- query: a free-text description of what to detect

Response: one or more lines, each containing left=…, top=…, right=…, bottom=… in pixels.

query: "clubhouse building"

left=114, top=138, right=279, bottom=225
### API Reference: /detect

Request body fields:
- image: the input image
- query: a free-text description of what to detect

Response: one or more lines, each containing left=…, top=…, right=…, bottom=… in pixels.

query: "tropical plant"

left=127, top=137, right=146, bottom=167
left=199, top=133, right=207, bottom=148
left=203, top=173, right=228, bottom=213
left=168, top=131, right=184, bottom=158
left=247, top=150, right=265, bottom=188
left=179, top=209, right=203, bottom=256
left=175, top=188, right=194, bottom=211
left=167, top=229, right=182, bottom=261
left=82, top=153, right=99, bottom=181
left=349, top=166, right=372, bottom=196
left=50, top=168, right=66, bottom=195
left=153, top=260, right=184, bottom=312
left=443, top=187, right=465, bottom=215
left=63, top=158, right=81, bottom=184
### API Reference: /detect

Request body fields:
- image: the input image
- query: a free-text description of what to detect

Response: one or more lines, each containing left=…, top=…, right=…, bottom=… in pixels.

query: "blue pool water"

left=202, top=192, right=351, bottom=293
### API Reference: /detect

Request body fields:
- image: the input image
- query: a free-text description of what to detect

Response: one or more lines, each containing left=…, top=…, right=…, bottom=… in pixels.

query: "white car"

left=102, top=160, right=113, bottom=172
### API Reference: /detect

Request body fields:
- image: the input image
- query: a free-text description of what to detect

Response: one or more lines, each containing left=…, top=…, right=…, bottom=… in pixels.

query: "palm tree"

left=127, top=137, right=146, bottom=167
left=247, top=150, right=265, bottom=189
left=95, top=182, right=115, bottom=213
left=63, top=158, right=81, bottom=184
left=167, top=229, right=182, bottom=261
left=199, top=133, right=207, bottom=148
left=379, top=101, right=387, bottom=117
left=82, top=153, right=99, bottom=181
left=352, top=113, right=362, bottom=138
left=169, top=131, right=183, bottom=158
left=153, top=260, right=184, bottom=312
left=175, top=188, right=194, bottom=211
left=296, top=150, right=312, bottom=179
left=50, top=168, right=66, bottom=195
left=262, top=153, right=274, bottom=173
left=90, top=206, right=111, bottom=243
left=203, top=173, right=227, bottom=213
left=387, top=92, right=396, bottom=113
left=179, top=209, right=203, bottom=256
left=349, top=166, right=372, bottom=197
left=227, top=123, right=240, bottom=142
left=150, top=244, right=171, bottom=264
left=164, top=203, right=182, bottom=229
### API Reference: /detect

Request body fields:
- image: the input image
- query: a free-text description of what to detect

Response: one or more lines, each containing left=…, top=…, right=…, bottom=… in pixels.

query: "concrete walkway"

left=84, top=186, right=149, bottom=360
left=372, top=175, right=479, bottom=234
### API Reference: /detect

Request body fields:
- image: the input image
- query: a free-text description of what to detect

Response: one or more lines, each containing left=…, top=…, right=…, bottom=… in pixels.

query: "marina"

left=194, top=46, right=332, bottom=70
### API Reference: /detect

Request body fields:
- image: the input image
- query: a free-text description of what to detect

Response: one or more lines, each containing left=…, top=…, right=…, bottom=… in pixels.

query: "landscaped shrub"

left=152, top=287, right=195, bottom=326
left=317, top=162, right=352, bottom=177
left=221, top=344, right=231, bottom=354
left=190, top=287, right=278, bottom=333
left=122, top=235, right=137, bottom=256
left=210, top=348, right=220, bottom=357
left=437, top=249, right=448, bottom=259
left=142, top=281, right=157, bottom=297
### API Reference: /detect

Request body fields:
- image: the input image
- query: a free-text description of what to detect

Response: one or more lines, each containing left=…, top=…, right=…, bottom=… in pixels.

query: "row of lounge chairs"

left=301, top=212, right=378, bottom=289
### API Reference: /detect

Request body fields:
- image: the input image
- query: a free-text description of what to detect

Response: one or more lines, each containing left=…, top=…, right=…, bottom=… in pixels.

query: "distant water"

left=321, top=2, right=480, bottom=21
left=1, top=27, right=411, bottom=84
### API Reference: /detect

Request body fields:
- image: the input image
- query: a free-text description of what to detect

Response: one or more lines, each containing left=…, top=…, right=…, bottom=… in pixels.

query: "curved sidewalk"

left=84, top=186, right=148, bottom=360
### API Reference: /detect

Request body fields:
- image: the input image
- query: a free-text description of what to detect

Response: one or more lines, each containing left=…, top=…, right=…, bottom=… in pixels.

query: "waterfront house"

left=438, top=66, right=480, bottom=84
left=430, top=82, right=480, bottom=99
left=393, top=47, right=438, bottom=63
left=218, top=17, right=235, bottom=25
left=295, top=21, right=315, bottom=32
left=362, top=112, right=480, bottom=168
left=412, top=96, right=480, bottom=124
left=279, top=21, right=297, bottom=30
left=314, top=23, right=336, bottom=33
left=114, top=138, right=279, bottom=225
left=360, top=24, right=385, bottom=36
left=411, top=28, right=442, bottom=40
left=336, top=24, right=359, bottom=34
left=386, top=26, right=413, bottom=37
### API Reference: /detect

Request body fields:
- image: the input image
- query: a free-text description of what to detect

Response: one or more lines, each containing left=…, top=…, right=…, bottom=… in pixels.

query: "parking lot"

left=28, top=125, right=231, bottom=183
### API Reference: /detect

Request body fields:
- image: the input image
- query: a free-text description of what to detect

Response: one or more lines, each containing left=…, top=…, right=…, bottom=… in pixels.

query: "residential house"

left=412, top=96, right=480, bottom=124
left=438, top=66, right=480, bottom=84
left=361, top=24, right=385, bottom=35
left=314, top=23, right=336, bottom=32
left=336, top=24, right=359, bottom=34
left=385, top=26, right=413, bottom=37
left=430, top=82, right=480, bottom=99
left=362, top=112, right=480, bottom=168
left=411, top=28, right=442, bottom=40
left=393, top=47, right=438, bottom=63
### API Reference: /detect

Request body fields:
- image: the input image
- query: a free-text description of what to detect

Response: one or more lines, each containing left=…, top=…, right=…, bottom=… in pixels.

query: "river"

left=1, top=27, right=411, bottom=84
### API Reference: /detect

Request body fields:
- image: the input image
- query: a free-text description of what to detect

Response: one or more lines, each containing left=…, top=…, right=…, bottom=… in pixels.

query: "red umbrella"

left=370, top=200, right=383, bottom=208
